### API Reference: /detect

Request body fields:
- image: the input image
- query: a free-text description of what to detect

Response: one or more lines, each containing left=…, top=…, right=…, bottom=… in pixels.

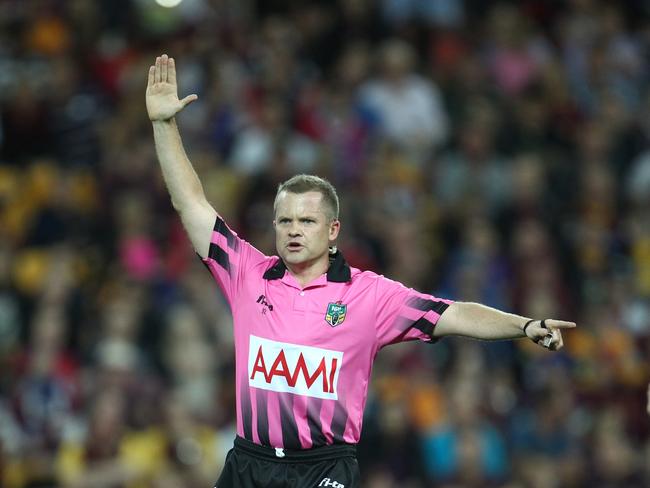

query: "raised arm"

left=146, top=54, right=216, bottom=258
left=434, top=302, right=576, bottom=351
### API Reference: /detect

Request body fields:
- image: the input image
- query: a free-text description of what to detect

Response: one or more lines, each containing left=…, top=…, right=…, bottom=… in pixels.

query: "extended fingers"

left=155, top=56, right=161, bottom=83
left=150, top=55, right=175, bottom=85
left=168, top=57, right=177, bottom=85
left=161, top=54, right=169, bottom=82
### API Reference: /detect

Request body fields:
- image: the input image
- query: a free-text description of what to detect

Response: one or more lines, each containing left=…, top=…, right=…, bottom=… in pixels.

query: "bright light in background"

left=155, top=0, right=183, bottom=7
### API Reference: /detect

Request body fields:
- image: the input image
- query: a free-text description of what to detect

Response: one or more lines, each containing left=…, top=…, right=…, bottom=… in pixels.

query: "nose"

left=288, top=221, right=302, bottom=237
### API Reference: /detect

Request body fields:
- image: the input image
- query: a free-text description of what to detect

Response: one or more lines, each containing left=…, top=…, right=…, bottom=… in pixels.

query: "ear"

left=329, top=220, right=340, bottom=241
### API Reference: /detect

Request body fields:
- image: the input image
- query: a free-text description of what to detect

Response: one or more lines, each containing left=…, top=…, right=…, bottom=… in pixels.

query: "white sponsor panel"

left=248, top=335, right=343, bottom=400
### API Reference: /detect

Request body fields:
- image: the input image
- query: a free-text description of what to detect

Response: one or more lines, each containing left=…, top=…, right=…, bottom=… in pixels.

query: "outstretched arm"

left=146, top=54, right=216, bottom=258
left=433, top=302, right=576, bottom=351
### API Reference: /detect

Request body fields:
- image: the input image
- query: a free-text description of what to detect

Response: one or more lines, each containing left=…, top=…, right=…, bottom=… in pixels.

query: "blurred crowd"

left=0, top=0, right=649, bottom=486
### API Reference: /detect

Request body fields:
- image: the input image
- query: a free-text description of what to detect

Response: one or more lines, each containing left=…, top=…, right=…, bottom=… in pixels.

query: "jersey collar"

left=263, top=250, right=351, bottom=283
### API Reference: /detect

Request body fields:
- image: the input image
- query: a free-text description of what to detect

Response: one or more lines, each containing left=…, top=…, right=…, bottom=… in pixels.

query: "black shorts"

left=214, top=436, right=360, bottom=488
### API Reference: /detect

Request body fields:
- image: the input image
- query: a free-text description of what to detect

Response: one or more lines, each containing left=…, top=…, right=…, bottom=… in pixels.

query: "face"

left=274, top=191, right=340, bottom=271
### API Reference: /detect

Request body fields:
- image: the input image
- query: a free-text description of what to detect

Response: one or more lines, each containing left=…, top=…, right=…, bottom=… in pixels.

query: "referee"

left=146, top=54, right=576, bottom=488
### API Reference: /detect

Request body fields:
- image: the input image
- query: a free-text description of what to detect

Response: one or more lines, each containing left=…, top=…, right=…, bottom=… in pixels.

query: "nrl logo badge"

left=325, top=302, right=347, bottom=327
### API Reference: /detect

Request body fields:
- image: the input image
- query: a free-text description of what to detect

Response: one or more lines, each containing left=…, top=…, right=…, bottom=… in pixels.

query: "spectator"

left=360, top=39, right=449, bottom=162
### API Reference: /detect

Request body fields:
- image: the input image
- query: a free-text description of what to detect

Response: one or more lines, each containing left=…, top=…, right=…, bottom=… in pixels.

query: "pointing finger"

left=148, top=65, right=155, bottom=87
left=545, top=320, right=576, bottom=329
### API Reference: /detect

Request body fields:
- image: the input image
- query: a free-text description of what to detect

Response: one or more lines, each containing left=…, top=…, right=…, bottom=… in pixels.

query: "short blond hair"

left=274, top=174, right=339, bottom=220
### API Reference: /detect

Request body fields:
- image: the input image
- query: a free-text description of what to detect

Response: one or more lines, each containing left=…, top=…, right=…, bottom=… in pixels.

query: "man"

left=146, top=54, right=576, bottom=487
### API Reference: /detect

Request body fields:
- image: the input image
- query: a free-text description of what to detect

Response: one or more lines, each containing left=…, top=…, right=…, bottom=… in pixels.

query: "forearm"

left=146, top=56, right=215, bottom=257
left=152, top=118, right=206, bottom=211
left=434, top=302, right=528, bottom=340
left=152, top=118, right=217, bottom=257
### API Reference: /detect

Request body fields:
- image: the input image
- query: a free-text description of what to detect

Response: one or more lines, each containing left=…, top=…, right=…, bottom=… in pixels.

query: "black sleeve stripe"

left=412, top=317, right=435, bottom=337
left=215, top=217, right=239, bottom=251
left=208, top=242, right=231, bottom=273
left=406, top=297, right=449, bottom=315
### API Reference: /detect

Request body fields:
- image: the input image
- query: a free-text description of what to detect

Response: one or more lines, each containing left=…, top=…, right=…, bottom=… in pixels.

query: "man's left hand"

left=524, top=319, right=576, bottom=351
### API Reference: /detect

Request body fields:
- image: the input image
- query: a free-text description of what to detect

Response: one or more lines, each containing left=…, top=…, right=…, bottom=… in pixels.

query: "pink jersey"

left=202, top=216, right=452, bottom=449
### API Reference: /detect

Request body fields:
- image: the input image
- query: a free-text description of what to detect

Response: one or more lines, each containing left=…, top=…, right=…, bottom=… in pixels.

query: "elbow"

left=171, top=197, right=185, bottom=212
left=170, top=197, right=189, bottom=214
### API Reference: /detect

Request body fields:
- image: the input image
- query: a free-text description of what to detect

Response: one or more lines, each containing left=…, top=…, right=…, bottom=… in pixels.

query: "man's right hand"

left=146, top=54, right=198, bottom=122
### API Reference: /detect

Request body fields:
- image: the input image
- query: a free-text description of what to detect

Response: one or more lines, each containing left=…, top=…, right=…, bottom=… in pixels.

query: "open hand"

left=524, top=319, right=576, bottom=351
left=146, top=54, right=197, bottom=122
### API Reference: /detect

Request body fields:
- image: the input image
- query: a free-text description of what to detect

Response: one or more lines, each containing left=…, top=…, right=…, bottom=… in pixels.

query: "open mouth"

left=287, top=242, right=303, bottom=251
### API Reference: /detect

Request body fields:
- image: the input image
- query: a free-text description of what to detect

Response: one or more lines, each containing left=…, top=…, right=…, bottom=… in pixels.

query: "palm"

left=146, top=55, right=197, bottom=121
left=147, top=82, right=182, bottom=121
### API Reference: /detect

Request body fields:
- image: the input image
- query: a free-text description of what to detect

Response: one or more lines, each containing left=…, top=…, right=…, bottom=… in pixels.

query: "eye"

left=301, top=218, right=315, bottom=224
left=278, top=218, right=290, bottom=224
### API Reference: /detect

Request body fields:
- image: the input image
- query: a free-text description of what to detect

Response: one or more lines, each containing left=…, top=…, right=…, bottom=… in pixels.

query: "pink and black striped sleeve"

left=201, top=215, right=267, bottom=305
left=374, top=275, right=453, bottom=348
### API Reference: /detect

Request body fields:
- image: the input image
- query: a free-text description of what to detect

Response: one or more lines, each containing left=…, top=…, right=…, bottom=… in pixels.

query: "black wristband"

left=523, top=319, right=536, bottom=336
left=524, top=319, right=551, bottom=345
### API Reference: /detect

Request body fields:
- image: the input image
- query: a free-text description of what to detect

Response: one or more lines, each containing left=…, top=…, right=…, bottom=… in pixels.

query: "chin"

left=285, top=255, right=309, bottom=266
left=280, top=252, right=304, bottom=264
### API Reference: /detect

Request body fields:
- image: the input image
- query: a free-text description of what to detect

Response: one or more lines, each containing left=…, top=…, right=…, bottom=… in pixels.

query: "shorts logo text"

left=319, top=478, right=344, bottom=488
left=248, top=335, right=343, bottom=400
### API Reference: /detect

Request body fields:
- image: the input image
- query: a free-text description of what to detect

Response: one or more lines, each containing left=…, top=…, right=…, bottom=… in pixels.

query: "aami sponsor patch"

left=248, top=335, right=343, bottom=400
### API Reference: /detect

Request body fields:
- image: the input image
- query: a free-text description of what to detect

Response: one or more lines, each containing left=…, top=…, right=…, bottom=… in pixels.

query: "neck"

left=285, top=255, right=330, bottom=288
